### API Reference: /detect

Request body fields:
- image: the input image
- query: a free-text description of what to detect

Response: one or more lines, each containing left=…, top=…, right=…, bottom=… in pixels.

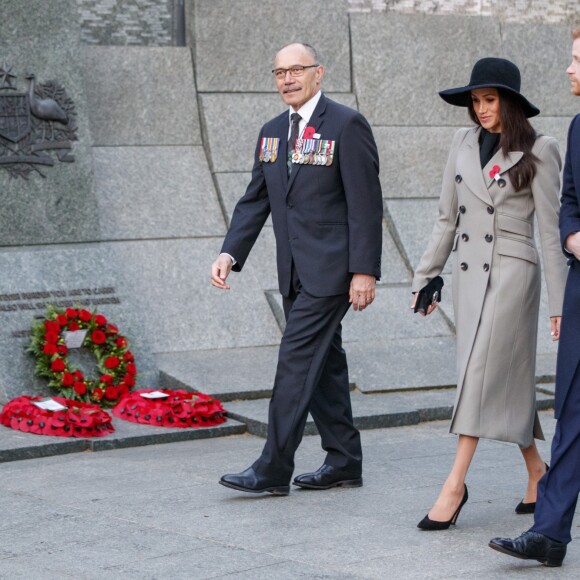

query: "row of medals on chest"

left=292, top=137, right=334, bottom=166
left=259, top=137, right=334, bottom=166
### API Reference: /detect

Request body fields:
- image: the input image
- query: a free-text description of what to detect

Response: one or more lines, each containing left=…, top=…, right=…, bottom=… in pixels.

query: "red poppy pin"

left=489, top=165, right=501, bottom=181
left=303, top=126, right=316, bottom=139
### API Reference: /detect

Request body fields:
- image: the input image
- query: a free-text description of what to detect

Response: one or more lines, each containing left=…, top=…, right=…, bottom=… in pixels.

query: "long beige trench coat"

left=413, top=127, right=568, bottom=447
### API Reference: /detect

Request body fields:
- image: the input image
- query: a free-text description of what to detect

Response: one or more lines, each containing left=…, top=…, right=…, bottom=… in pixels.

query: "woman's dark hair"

left=468, top=89, right=538, bottom=191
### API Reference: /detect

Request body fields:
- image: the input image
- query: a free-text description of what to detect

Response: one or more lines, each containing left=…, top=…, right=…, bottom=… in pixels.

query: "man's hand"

left=211, top=254, right=233, bottom=289
left=565, top=232, right=580, bottom=260
left=349, top=274, right=376, bottom=311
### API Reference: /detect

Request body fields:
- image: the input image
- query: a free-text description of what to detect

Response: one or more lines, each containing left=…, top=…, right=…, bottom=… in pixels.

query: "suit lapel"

left=286, top=94, right=328, bottom=195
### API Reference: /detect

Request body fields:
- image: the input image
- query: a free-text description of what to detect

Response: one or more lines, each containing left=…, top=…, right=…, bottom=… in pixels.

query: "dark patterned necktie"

left=287, top=112, right=301, bottom=175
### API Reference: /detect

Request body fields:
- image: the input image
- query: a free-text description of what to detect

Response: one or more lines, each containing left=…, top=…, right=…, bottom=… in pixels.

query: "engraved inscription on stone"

left=0, top=64, right=78, bottom=179
left=0, top=286, right=121, bottom=338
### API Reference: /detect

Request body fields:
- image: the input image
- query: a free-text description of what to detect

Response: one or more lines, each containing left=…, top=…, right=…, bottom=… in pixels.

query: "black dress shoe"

left=293, top=464, right=362, bottom=490
left=515, top=463, right=549, bottom=514
left=489, top=531, right=567, bottom=567
left=417, top=484, right=468, bottom=530
left=219, top=467, right=290, bottom=495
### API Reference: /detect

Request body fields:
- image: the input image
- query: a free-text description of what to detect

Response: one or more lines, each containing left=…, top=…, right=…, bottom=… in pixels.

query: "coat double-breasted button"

left=455, top=175, right=462, bottom=183
left=485, top=234, right=493, bottom=242
left=459, top=205, right=466, bottom=214
left=483, top=263, right=490, bottom=272
left=497, top=178, right=506, bottom=188
left=460, top=262, right=468, bottom=271
left=487, top=206, right=495, bottom=214
left=462, top=233, right=469, bottom=241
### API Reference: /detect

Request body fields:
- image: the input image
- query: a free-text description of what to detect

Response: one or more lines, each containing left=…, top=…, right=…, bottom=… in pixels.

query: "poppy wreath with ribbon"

left=28, top=305, right=137, bottom=408
left=0, top=396, right=115, bottom=438
left=112, top=389, right=227, bottom=428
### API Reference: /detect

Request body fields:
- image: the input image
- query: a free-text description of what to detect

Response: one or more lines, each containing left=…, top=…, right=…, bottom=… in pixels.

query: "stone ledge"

left=226, top=388, right=554, bottom=438
left=0, top=414, right=246, bottom=463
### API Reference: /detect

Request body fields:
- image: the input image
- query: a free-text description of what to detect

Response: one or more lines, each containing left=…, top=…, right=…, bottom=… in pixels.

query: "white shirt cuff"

left=220, top=252, right=236, bottom=266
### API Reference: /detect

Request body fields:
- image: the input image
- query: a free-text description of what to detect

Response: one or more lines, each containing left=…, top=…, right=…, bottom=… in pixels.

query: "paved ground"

left=0, top=411, right=578, bottom=579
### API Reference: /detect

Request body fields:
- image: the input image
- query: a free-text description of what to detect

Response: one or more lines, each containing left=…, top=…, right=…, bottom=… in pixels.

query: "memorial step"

left=224, top=387, right=555, bottom=439
left=0, top=413, right=246, bottom=464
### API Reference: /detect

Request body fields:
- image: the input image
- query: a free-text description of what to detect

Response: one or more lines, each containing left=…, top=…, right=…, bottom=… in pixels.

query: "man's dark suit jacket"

left=222, top=93, right=383, bottom=298
left=557, top=113, right=580, bottom=418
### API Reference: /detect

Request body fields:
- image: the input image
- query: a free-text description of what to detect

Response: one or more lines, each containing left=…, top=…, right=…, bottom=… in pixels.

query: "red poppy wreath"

left=0, top=396, right=114, bottom=438
left=112, top=389, right=226, bottom=428
left=28, top=306, right=137, bottom=408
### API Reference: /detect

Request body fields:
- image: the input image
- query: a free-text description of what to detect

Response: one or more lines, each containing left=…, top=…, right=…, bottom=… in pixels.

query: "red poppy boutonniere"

left=489, top=165, right=501, bottom=181
left=303, top=126, right=316, bottom=139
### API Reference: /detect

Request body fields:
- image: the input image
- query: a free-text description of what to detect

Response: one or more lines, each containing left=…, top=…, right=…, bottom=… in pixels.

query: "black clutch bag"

left=413, top=276, right=444, bottom=314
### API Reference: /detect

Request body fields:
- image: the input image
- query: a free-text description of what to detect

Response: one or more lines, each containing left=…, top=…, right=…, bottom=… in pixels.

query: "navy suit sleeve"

left=339, top=112, right=383, bottom=279
left=560, top=114, right=580, bottom=257
left=221, top=130, right=272, bottom=272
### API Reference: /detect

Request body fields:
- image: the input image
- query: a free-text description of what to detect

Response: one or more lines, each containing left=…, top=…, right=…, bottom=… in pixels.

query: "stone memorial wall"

left=0, top=0, right=576, bottom=403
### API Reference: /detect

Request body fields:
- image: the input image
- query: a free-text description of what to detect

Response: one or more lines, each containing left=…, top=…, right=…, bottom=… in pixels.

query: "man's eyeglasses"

left=272, top=64, right=319, bottom=79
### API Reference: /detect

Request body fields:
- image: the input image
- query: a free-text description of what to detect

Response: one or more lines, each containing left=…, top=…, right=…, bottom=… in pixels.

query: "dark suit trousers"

left=531, top=363, right=580, bottom=544
left=252, top=267, right=362, bottom=481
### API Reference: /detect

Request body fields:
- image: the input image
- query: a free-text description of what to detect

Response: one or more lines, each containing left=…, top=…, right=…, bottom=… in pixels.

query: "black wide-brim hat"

left=439, top=57, right=540, bottom=118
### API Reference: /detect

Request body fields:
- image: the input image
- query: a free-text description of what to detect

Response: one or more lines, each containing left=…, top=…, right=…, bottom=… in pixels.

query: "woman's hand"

left=550, top=316, right=561, bottom=341
left=410, top=293, right=438, bottom=317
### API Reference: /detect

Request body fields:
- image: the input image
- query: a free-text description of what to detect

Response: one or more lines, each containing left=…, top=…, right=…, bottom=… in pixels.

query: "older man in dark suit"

left=211, top=43, right=383, bottom=495
left=489, top=27, right=580, bottom=567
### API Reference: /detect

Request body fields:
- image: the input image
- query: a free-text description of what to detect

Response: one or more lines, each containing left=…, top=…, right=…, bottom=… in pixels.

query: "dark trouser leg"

left=253, top=284, right=354, bottom=481
left=309, top=323, right=362, bottom=471
left=532, top=364, right=580, bottom=544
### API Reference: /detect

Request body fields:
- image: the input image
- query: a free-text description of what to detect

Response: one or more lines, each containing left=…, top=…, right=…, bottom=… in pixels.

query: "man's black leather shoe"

left=219, top=467, right=290, bottom=495
left=293, top=464, right=362, bottom=490
left=489, top=531, right=567, bottom=567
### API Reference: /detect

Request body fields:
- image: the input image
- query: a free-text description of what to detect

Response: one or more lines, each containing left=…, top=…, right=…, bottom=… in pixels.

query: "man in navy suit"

left=211, top=43, right=383, bottom=495
left=489, top=27, right=580, bottom=567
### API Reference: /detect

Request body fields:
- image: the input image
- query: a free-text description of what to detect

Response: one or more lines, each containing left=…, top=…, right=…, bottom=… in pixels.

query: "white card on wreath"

left=32, top=398, right=68, bottom=411
left=140, top=391, right=170, bottom=399
left=63, top=329, right=88, bottom=349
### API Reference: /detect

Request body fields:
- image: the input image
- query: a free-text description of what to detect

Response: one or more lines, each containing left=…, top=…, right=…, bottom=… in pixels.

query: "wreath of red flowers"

left=0, top=396, right=114, bottom=438
left=29, top=306, right=137, bottom=408
left=112, top=389, right=226, bottom=428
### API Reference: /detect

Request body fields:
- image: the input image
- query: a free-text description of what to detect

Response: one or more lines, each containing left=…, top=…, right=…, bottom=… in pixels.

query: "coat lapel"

left=286, top=94, right=328, bottom=195
left=460, top=128, right=523, bottom=205
left=460, top=129, right=493, bottom=206
left=483, top=149, right=523, bottom=189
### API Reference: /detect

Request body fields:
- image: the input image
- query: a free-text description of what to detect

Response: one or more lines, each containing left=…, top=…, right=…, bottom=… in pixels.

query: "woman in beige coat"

left=412, top=58, right=568, bottom=530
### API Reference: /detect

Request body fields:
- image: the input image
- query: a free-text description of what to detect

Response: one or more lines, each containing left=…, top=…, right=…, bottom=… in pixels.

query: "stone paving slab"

left=84, top=46, right=201, bottom=146
left=0, top=412, right=246, bottom=463
left=386, top=198, right=452, bottom=274
left=155, top=346, right=280, bottom=401
left=191, top=0, right=351, bottom=93
left=502, top=24, right=578, bottom=119
left=351, top=13, right=502, bottom=127
left=93, top=146, right=224, bottom=240
left=0, top=411, right=577, bottom=578
left=347, top=336, right=456, bottom=392
left=375, top=126, right=458, bottom=199
left=223, top=389, right=554, bottom=438
left=157, top=339, right=556, bottom=402
left=225, top=389, right=456, bottom=438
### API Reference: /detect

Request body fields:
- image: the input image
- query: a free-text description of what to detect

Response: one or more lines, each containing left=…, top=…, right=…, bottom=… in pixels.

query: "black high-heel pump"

left=515, top=463, right=549, bottom=514
left=417, top=484, right=468, bottom=531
